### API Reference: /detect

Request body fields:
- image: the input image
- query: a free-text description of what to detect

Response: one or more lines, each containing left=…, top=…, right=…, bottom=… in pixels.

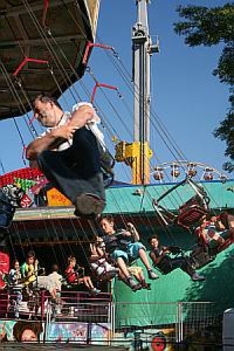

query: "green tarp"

left=112, top=230, right=234, bottom=327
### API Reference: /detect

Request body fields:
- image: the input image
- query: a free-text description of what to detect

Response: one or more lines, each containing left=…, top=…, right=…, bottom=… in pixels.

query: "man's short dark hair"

left=33, top=93, right=62, bottom=110
left=148, top=234, right=158, bottom=244
left=99, top=214, right=114, bottom=223
left=26, top=250, right=35, bottom=258
left=51, top=264, right=59, bottom=272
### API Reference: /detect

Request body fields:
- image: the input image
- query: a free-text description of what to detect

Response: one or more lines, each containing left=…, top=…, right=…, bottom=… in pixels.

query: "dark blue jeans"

left=37, top=127, right=105, bottom=204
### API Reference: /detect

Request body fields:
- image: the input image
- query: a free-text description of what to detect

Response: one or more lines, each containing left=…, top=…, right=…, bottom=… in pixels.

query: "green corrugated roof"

left=105, top=179, right=234, bottom=214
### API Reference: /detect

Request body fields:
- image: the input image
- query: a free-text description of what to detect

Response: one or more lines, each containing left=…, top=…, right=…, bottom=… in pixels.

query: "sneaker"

left=148, top=270, right=159, bottom=280
left=191, top=273, right=206, bottom=282
left=76, top=193, right=106, bottom=216
left=127, top=278, right=142, bottom=292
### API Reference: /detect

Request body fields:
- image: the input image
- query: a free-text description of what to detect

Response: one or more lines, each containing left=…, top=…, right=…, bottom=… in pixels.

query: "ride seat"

left=190, top=245, right=214, bottom=269
left=176, top=206, right=208, bottom=229
left=176, top=195, right=209, bottom=229
left=212, top=237, right=233, bottom=254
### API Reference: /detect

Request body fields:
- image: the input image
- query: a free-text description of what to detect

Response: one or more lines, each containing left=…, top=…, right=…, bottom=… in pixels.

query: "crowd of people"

left=3, top=249, right=105, bottom=319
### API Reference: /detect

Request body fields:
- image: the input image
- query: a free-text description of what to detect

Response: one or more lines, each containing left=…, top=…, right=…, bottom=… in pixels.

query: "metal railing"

left=111, top=301, right=220, bottom=349
left=0, top=289, right=223, bottom=348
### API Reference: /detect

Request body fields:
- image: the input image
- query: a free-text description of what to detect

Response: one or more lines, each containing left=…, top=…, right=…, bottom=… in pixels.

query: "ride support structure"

left=115, top=0, right=159, bottom=185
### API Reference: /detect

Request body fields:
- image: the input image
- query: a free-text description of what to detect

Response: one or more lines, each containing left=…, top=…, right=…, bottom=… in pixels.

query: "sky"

left=0, top=0, right=231, bottom=182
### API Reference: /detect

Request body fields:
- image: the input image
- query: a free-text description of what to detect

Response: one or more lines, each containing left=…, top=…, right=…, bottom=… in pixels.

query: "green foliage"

left=174, top=4, right=234, bottom=46
left=174, top=3, right=234, bottom=172
left=213, top=45, right=234, bottom=85
left=214, top=107, right=234, bottom=172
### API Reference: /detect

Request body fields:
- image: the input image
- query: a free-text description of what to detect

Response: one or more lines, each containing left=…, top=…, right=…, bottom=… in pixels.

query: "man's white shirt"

left=39, top=102, right=105, bottom=152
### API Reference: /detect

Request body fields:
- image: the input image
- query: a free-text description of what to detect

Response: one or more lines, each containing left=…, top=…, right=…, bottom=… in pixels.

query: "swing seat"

left=218, top=238, right=234, bottom=252
left=152, top=177, right=210, bottom=230
left=153, top=196, right=209, bottom=230
left=190, top=237, right=233, bottom=270
left=208, top=237, right=234, bottom=256
left=176, top=206, right=208, bottom=229
left=97, top=269, right=118, bottom=282
left=176, top=195, right=209, bottom=229
left=91, top=262, right=119, bottom=282
left=190, top=245, right=215, bottom=269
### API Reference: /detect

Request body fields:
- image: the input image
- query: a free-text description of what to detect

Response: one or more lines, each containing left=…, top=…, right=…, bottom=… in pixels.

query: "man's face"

left=100, top=219, right=114, bottom=235
left=34, top=99, right=58, bottom=127
left=150, top=238, right=159, bottom=248
left=27, top=256, right=35, bottom=265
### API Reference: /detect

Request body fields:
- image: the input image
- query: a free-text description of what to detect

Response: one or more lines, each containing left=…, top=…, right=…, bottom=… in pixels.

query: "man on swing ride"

left=148, top=235, right=205, bottom=281
left=26, top=94, right=106, bottom=217
left=195, top=212, right=234, bottom=255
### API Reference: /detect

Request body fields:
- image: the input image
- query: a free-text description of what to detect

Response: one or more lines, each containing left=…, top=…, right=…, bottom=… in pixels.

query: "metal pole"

left=132, top=0, right=158, bottom=184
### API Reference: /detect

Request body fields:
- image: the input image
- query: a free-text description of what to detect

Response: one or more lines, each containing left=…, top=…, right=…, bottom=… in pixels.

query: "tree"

left=174, top=3, right=234, bottom=172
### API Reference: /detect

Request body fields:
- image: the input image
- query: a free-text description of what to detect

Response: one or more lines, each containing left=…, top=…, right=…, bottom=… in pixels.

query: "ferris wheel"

left=151, top=160, right=228, bottom=183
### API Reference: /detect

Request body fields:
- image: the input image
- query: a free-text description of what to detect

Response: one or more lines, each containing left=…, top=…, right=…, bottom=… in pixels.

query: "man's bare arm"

left=127, top=222, right=140, bottom=242
left=149, top=251, right=160, bottom=265
left=26, top=125, right=78, bottom=160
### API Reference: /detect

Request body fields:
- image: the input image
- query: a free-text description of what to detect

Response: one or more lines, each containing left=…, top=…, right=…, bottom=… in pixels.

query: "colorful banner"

left=0, top=320, right=111, bottom=344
